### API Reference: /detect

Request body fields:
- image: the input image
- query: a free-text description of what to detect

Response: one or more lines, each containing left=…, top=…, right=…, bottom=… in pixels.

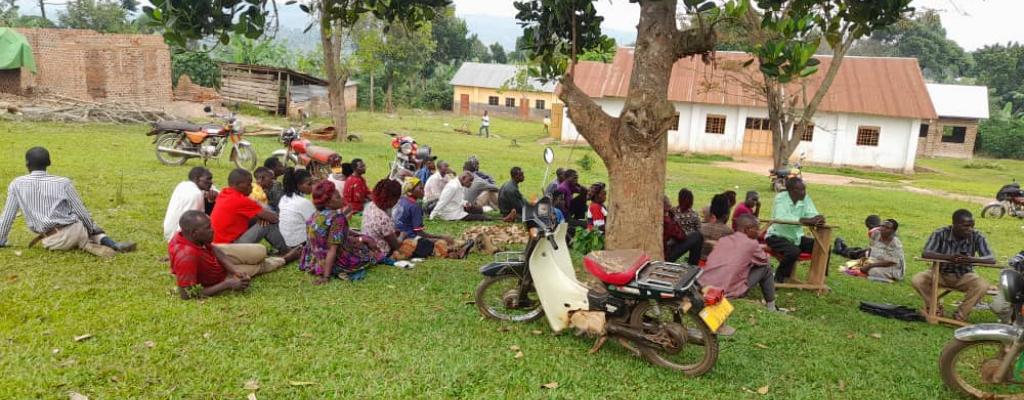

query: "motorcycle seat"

left=584, top=249, right=651, bottom=286
left=155, top=120, right=219, bottom=132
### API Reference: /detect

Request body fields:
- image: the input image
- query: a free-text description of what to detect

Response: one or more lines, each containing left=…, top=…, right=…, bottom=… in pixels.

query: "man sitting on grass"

left=169, top=210, right=285, bottom=299
left=0, top=147, right=135, bottom=257
left=262, top=157, right=286, bottom=210
left=699, top=214, right=778, bottom=312
left=463, top=161, right=500, bottom=212
left=163, top=166, right=218, bottom=242
left=211, top=169, right=296, bottom=261
left=498, top=166, right=527, bottom=222
left=765, top=178, right=825, bottom=283
left=913, top=209, right=995, bottom=321
left=249, top=167, right=275, bottom=208
left=430, top=172, right=490, bottom=221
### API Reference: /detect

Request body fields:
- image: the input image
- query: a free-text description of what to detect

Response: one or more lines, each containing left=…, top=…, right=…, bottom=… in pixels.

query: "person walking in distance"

left=479, top=111, right=490, bottom=138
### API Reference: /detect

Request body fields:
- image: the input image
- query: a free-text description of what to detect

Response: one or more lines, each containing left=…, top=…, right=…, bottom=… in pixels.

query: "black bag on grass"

left=858, top=301, right=925, bottom=322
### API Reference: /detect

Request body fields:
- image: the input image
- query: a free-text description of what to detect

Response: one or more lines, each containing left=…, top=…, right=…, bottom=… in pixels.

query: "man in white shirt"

left=478, top=111, right=490, bottom=138
left=430, top=172, right=490, bottom=221
left=424, top=160, right=453, bottom=213
left=163, top=167, right=218, bottom=241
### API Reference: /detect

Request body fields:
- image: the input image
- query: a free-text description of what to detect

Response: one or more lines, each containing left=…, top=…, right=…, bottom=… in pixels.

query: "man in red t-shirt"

left=210, top=169, right=294, bottom=259
left=731, top=191, right=760, bottom=231
left=169, top=210, right=285, bottom=299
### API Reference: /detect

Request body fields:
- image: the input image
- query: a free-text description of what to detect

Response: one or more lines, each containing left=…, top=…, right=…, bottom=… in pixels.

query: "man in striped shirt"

left=912, top=209, right=995, bottom=321
left=0, top=147, right=136, bottom=257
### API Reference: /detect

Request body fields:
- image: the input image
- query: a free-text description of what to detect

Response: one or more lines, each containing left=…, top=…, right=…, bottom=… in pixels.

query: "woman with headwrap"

left=392, top=177, right=474, bottom=259
left=299, top=181, right=386, bottom=284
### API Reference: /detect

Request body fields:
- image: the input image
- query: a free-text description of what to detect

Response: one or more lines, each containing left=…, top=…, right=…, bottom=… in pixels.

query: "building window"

left=856, top=126, right=880, bottom=146
left=670, top=112, right=680, bottom=131
left=799, top=123, right=814, bottom=142
left=745, top=117, right=770, bottom=130
left=705, top=114, right=726, bottom=134
left=942, top=125, right=967, bottom=143
left=488, top=96, right=499, bottom=106
left=535, top=100, right=546, bottom=110
left=505, top=97, right=516, bottom=108
left=919, top=123, right=930, bottom=138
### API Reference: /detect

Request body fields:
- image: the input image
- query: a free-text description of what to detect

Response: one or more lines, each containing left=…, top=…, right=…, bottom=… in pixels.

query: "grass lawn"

left=912, top=157, right=1024, bottom=198
left=2, top=111, right=1023, bottom=399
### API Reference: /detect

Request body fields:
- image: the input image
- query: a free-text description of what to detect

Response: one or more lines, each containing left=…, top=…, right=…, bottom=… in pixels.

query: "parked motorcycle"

left=982, top=182, right=1024, bottom=219
left=270, top=116, right=342, bottom=179
left=148, top=106, right=257, bottom=170
left=388, top=135, right=431, bottom=180
left=769, top=152, right=805, bottom=192
left=474, top=148, right=731, bottom=376
left=939, top=269, right=1024, bottom=398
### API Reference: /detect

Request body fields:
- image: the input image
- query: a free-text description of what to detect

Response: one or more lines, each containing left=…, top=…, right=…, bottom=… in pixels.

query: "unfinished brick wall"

left=13, top=29, right=171, bottom=104
left=173, top=75, right=221, bottom=103
left=917, top=117, right=979, bottom=159
left=0, top=69, right=21, bottom=95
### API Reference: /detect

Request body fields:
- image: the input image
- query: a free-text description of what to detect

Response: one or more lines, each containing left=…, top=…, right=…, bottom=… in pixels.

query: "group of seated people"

left=0, top=145, right=1008, bottom=324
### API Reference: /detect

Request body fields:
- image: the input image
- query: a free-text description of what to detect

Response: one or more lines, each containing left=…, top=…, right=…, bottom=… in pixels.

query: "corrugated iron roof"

left=569, top=48, right=937, bottom=120
left=450, top=62, right=557, bottom=93
left=926, top=83, right=990, bottom=119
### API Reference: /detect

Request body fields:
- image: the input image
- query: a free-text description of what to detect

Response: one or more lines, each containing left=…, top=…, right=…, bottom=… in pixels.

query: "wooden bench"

left=915, top=257, right=1003, bottom=327
left=762, top=219, right=835, bottom=295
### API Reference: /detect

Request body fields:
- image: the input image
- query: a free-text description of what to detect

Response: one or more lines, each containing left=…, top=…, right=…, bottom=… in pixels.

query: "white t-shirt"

left=481, top=115, right=490, bottom=127
left=327, top=174, right=346, bottom=199
left=162, top=181, right=204, bottom=241
left=430, top=178, right=469, bottom=221
left=424, top=171, right=452, bottom=203
left=278, top=194, right=316, bottom=247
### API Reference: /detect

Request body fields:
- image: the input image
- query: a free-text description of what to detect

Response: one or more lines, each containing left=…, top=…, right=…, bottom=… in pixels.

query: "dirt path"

left=712, top=159, right=990, bottom=205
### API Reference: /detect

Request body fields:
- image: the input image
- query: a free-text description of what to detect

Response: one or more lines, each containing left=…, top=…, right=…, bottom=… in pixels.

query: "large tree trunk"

left=385, top=69, right=394, bottom=114
left=38, top=0, right=46, bottom=20
left=558, top=0, right=715, bottom=258
left=319, top=6, right=348, bottom=139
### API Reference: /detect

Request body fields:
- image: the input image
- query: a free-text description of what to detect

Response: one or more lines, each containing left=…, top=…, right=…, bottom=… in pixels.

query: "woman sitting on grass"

left=300, top=181, right=386, bottom=284
left=851, top=219, right=905, bottom=283
left=392, top=177, right=475, bottom=259
left=277, top=167, right=315, bottom=259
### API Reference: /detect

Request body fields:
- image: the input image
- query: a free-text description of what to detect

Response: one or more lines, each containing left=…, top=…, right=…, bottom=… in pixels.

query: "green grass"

left=912, top=157, right=1024, bottom=198
left=800, top=166, right=906, bottom=183
left=667, top=153, right=735, bottom=164
left=1, top=112, right=1021, bottom=399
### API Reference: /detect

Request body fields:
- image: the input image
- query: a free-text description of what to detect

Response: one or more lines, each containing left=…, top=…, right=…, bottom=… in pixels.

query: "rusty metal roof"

left=569, top=48, right=937, bottom=120
left=220, top=62, right=329, bottom=87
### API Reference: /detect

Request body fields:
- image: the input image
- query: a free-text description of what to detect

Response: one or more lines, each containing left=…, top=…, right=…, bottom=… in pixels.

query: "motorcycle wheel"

left=232, top=146, right=258, bottom=170
left=154, top=133, right=189, bottom=166
left=939, top=339, right=1024, bottom=399
left=982, top=204, right=1007, bottom=219
left=474, top=275, right=544, bottom=323
left=629, top=300, right=719, bottom=377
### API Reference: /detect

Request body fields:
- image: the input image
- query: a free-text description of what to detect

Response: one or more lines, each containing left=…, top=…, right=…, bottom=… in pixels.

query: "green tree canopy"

left=973, top=43, right=1024, bottom=114
left=59, top=0, right=129, bottom=33
left=849, top=10, right=970, bottom=82
left=489, top=42, right=508, bottom=64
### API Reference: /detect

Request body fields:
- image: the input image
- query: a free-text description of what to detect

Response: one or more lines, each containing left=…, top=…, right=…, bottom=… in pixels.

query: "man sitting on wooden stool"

left=765, top=178, right=825, bottom=283
left=913, top=209, right=996, bottom=321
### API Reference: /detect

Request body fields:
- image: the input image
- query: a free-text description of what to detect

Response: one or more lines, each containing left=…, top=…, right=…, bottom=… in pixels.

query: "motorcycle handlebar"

left=546, top=233, right=559, bottom=251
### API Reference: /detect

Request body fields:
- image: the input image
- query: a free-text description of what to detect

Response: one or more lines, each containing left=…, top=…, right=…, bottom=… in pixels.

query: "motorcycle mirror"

left=203, top=105, right=212, bottom=113
left=543, top=147, right=554, bottom=165
left=302, top=111, right=309, bottom=120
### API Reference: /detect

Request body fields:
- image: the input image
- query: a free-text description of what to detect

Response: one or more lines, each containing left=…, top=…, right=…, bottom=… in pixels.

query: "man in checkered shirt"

left=913, top=209, right=996, bottom=321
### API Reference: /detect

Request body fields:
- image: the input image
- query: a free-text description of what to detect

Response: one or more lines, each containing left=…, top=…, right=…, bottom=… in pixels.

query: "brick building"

left=3, top=28, right=171, bottom=104
left=917, top=83, right=990, bottom=159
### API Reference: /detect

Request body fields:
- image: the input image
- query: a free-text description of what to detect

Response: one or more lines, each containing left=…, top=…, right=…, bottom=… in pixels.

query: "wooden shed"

left=218, top=63, right=329, bottom=115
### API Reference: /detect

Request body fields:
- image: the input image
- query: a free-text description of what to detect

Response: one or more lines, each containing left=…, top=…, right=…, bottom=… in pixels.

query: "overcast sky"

left=13, top=0, right=1023, bottom=51
left=453, top=0, right=1024, bottom=51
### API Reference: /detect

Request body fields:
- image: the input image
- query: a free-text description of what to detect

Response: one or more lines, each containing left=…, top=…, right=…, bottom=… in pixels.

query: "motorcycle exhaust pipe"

left=156, top=146, right=202, bottom=158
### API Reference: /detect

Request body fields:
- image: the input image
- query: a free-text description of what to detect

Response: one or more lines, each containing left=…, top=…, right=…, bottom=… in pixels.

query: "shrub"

left=171, top=52, right=221, bottom=88
left=977, top=118, right=1024, bottom=159
left=576, top=153, right=594, bottom=172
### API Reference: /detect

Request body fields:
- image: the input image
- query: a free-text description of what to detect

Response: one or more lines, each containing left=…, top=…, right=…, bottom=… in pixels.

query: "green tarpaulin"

left=0, top=28, right=36, bottom=73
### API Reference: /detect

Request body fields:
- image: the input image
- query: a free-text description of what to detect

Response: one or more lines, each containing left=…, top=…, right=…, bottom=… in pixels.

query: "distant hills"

left=460, top=13, right=636, bottom=50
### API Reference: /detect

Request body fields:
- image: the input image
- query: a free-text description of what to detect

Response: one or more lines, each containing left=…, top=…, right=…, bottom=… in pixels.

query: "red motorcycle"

left=271, top=122, right=341, bottom=179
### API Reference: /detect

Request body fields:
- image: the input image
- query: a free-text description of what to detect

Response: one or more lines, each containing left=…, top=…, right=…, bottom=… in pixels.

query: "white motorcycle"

left=474, top=148, right=732, bottom=376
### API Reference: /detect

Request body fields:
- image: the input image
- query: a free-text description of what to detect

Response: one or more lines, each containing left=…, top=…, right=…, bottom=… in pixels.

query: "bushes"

left=977, top=118, right=1024, bottom=159
left=171, top=52, right=221, bottom=88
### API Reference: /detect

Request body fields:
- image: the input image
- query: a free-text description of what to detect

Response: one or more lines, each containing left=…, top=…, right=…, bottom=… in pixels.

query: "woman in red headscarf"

left=299, top=181, right=385, bottom=284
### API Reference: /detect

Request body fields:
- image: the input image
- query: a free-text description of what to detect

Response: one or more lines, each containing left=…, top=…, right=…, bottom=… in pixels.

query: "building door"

left=459, top=94, right=470, bottom=115
left=550, top=103, right=563, bottom=139
left=741, top=117, right=773, bottom=157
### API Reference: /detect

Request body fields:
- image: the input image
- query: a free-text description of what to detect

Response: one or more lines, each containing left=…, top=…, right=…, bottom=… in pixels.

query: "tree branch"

left=557, top=75, right=618, bottom=162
